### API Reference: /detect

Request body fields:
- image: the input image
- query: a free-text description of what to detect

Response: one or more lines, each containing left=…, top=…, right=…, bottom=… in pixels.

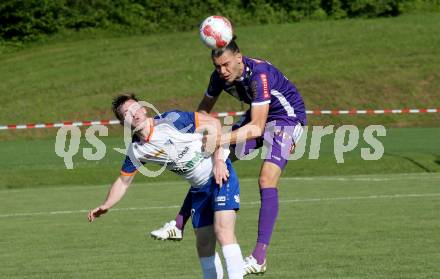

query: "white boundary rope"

left=1, top=108, right=439, bottom=130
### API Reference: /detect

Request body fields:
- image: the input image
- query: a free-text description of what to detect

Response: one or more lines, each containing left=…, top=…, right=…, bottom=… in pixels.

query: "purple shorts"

left=231, top=112, right=304, bottom=170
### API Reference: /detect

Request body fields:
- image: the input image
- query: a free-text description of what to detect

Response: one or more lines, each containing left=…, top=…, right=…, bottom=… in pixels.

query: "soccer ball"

left=199, top=16, right=233, bottom=49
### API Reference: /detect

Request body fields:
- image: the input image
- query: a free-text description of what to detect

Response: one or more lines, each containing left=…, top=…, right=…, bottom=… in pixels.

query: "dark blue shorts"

left=190, top=159, right=240, bottom=229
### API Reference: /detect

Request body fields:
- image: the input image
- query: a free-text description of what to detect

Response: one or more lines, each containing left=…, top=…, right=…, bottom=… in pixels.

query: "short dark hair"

left=211, top=36, right=240, bottom=58
left=112, top=93, right=139, bottom=123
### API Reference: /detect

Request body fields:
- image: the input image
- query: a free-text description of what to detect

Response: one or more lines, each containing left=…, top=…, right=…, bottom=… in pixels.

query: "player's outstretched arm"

left=222, top=103, right=269, bottom=146
left=202, top=104, right=270, bottom=153
left=88, top=174, right=135, bottom=222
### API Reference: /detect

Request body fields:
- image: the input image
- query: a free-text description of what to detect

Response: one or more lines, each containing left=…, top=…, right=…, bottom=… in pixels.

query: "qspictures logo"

left=54, top=101, right=386, bottom=177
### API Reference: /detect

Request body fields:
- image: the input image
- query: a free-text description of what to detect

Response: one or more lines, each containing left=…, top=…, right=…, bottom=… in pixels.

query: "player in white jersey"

left=88, top=94, right=244, bottom=279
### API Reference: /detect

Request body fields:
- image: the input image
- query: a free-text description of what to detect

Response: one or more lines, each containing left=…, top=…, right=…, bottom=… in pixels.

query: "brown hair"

left=111, top=93, right=139, bottom=123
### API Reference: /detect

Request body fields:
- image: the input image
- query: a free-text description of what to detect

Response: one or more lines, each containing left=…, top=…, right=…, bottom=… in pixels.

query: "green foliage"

left=321, top=0, right=348, bottom=19
left=0, top=0, right=65, bottom=40
left=399, top=0, right=440, bottom=13
left=342, top=0, right=400, bottom=17
left=1, top=0, right=439, bottom=41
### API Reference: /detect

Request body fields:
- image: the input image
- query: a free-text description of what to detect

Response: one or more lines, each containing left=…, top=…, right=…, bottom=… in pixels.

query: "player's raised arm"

left=197, top=94, right=219, bottom=114
left=198, top=67, right=223, bottom=114
left=88, top=174, right=135, bottom=222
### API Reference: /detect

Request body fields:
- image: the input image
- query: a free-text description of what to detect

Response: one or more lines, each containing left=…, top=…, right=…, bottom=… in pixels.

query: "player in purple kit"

left=151, top=39, right=306, bottom=275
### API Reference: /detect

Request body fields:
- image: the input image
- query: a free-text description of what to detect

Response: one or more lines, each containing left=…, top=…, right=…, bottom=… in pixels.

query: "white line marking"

left=2, top=173, right=439, bottom=193
left=1, top=193, right=439, bottom=218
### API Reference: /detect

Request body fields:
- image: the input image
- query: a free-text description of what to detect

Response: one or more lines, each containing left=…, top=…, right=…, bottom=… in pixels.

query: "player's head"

left=211, top=37, right=243, bottom=83
left=112, top=93, right=148, bottom=130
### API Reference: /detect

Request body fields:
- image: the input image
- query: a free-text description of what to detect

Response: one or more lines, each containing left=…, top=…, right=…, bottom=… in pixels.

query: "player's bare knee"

left=258, top=175, right=271, bottom=188
left=214, top=222, right=234, bottom=245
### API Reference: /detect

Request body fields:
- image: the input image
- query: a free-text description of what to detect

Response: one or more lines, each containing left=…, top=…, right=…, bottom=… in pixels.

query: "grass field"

left=0, top=127, right=439, bottom=190
left=0, top=126, right=439, bottom=277
left=0, top=13, right=439, bottom=133
left=1, top=172, right=439, bottom=278
left=0, top=11, right=439, bottom=279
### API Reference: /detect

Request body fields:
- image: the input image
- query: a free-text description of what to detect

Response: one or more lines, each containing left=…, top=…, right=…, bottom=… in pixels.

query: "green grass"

left=0, top=127, right=439, bottom=190
left=0, top=172, right=439, bottom=278
left=0, top=13, right=439, bottom=133
left=0, top=13, right=439, bottom=277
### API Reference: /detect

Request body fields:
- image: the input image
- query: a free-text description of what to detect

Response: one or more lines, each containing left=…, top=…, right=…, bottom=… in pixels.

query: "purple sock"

left=175, top=213, right=189, bottom=231
left=175, top=190, right=192, bottom=231
left=252, top=188, right=279, bottom=264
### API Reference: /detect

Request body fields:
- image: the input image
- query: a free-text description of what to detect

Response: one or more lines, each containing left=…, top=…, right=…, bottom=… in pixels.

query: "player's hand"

left=213, top=159, right=229, bottom=187
left=202, top=134, right=221, bottom=154
left=88, top=206, right=109, bottom=222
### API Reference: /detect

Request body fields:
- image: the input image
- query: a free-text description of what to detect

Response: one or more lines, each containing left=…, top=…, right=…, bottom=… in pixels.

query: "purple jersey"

left=206, top=56, right=307, bottom=125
